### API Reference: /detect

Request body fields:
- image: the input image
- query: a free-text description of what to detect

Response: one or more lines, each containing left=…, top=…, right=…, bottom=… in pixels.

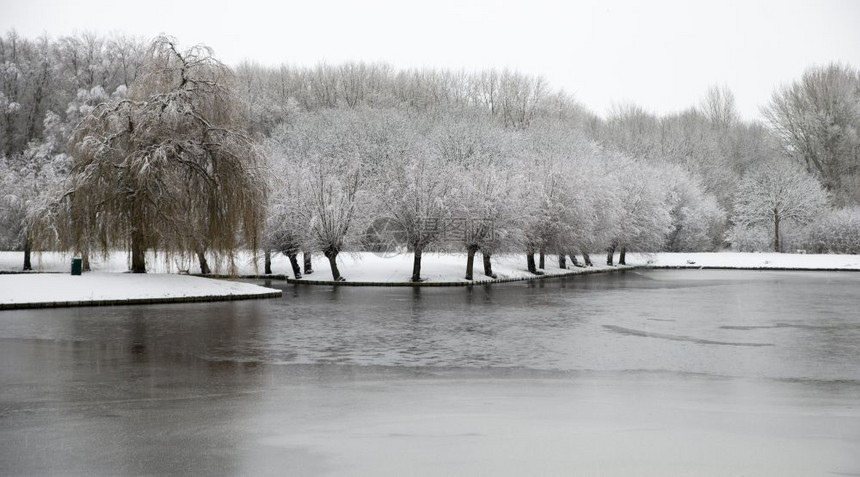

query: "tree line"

left=1, top=32, right=858, bottom=279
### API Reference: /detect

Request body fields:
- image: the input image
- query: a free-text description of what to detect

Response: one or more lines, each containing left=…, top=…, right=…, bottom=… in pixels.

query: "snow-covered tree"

left=301, top=112, right=376, bottom=281
left=730, top=160, right=828, bottom=252
left=435, top=112, right=524, bottom=279
left=270, top=108, right=425, bottom=280
left=0, top=104, right=74, bottom=269
left=660, top=164, right=726, bottom=252
left=45, top=36, right=266, bottom=273
left=556, top=141, right=621, bottom=265
left=516, top=143, right=557, bottom=274
left=457, top=165, right=524, bottom=279
left=378, top=119, right=457, bottom=282
left=265, top=146, right=309, bottom=278
left=605, top=156, right=672, bottom=264
left=0, top=32, right=54, bottom=158
left=0, top=31, right=146, bottom=267
left=0, top=156, right=21, bottom=250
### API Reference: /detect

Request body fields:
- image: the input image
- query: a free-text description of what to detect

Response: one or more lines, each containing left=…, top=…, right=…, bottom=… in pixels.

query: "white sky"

left=2, top=0, right=859, bottom=121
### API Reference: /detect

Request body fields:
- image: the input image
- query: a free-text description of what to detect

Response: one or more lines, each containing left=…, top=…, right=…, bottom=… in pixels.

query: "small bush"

left=807, top=208, right=860, bottom=254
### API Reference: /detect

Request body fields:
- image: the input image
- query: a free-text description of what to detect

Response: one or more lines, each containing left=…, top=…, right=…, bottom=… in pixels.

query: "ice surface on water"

left=2, top=270, right=859, bottom=476
left=200, top=270, right=860, bottom=382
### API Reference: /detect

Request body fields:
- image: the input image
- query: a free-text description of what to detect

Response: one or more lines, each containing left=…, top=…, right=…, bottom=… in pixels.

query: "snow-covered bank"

left=286, top=251, right=860, bottom=284
left=0, top=250, right=629, bottom=283
left=2, top=251, right=859, bottom=293
left=1, top=249, right=858, bottom=309
left=627, top=252, right=860, bottom=270
left=0, top=273, right=281, bottom=310
left=287, top=253, right=628, bottom=284
left=4, top=250, right=860, bottom=278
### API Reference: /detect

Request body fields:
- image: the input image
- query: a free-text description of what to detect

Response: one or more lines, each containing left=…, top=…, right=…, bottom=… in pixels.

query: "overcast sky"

left=2, top=0, right=858, bottom=121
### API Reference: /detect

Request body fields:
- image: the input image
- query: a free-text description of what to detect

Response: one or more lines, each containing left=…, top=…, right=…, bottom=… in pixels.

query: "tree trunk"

left=582, top=250, right=593, bottom=267
left=773, top=213, right=781, bottom=253
left=526, top=246, right=543, bottom=275
left=324, top=249, right=343, bottom=281
left=558, top=254, right=567, bottom=269
left=538, top=247, right=545, bottom=269
left=264, top=250, right=272, bottom=275
left=131, top=231, right=146, bottom=273
left=570, top=253, right=583, bottom=268
left=23, top=235, right=32, bottom=271
left=619, top=247, right=627, bottom=265
left=82, top=250, right=91, bottom=272
left=287, top=253, right=302, bottom=279
left=411, top=246, right=423, bottom=282
left=197, top=250, right=211, bottom=275
left=482, top=252, right=496, bottom=278
left=606, top=244, right=616, bottom=266
left=465, top=246, right=478, bottom=280
left=303, top=251, right=313, bottom=274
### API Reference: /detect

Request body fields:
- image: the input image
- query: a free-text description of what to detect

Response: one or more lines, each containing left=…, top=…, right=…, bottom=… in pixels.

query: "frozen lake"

left=1, top=269, right=859, bottom=475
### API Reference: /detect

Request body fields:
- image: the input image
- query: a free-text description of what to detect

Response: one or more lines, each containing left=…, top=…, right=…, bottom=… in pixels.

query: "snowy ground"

left=288, top=252, right=624, bottom=283
left=0, top=250, right=623, bottom=282
left=0, top=273, right=280, bottom=308
left=3, top=250, right=859, bottom=282
left=628, top=251, right=860, bottom=270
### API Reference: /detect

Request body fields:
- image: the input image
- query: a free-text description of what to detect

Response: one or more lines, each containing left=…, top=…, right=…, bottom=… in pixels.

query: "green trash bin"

left=71, top=257, right=82, bottom=276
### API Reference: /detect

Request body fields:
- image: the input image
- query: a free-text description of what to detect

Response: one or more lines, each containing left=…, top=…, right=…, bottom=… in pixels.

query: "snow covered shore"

left=629, top=252, right=860, bottom=270
left=286, top=253, right=629, bottom=284
left=1, top=250, right=627, bottom=283
left=283, top=252, right=860, bottom=283
left=0, top=273, right=281, bottom=310
left=2, top=250, right=859, bottom=308
left=3, top=250, right=860, bottom=280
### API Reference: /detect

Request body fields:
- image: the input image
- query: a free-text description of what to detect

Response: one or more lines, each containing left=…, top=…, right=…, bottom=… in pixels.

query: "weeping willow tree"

left=36, top=36, right=266, bottom=273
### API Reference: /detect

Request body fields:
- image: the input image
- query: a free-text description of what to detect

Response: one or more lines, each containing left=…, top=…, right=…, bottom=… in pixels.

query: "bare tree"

left=601, top=102, right=661, bottom=160
left=498, top=70, right=548, bottom=130
left=763, top=63, right=860, bottom=205
left=698, top=84, right=738, bottom=129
